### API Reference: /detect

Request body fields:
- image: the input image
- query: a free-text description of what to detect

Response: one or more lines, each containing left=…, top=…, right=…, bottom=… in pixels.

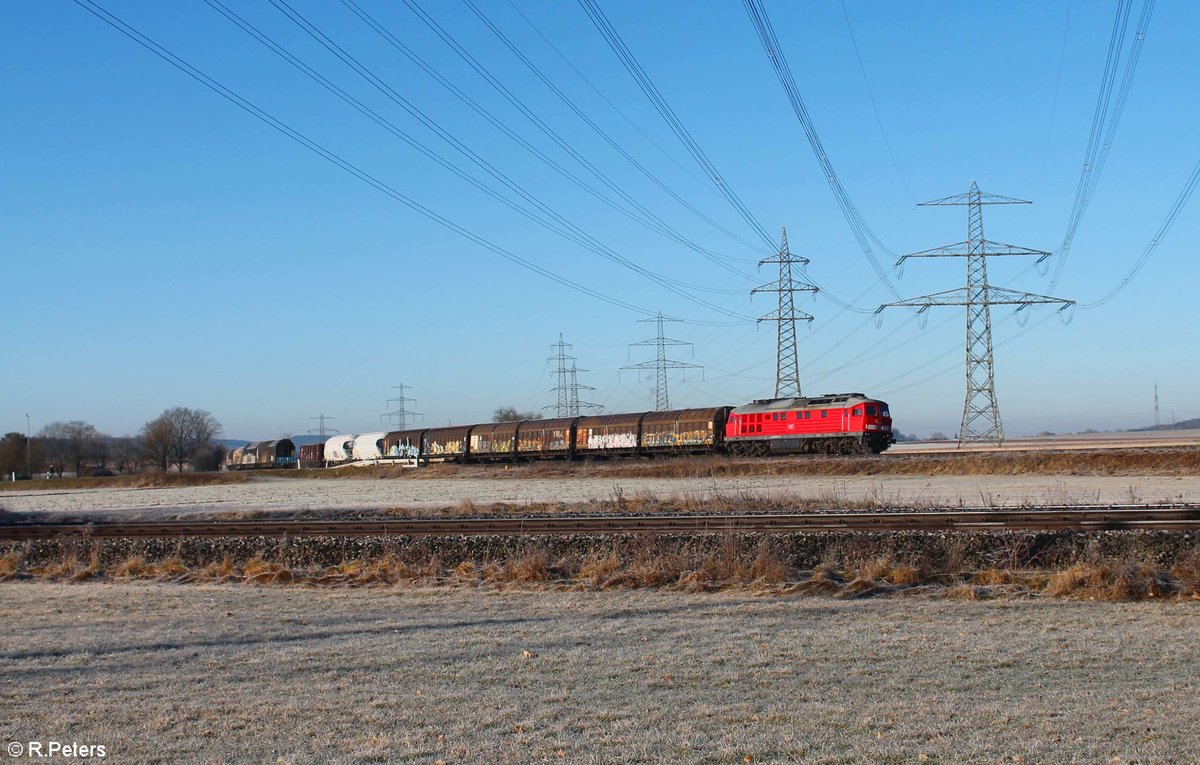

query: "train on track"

left=225, top=392, right=893, bottom=470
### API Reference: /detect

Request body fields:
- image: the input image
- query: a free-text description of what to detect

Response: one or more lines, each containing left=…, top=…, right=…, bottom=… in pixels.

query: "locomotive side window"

left=805, top=412, right=811, bottom=419
left=820, top=410, right=827, bottom=418
left=852, top=408, right=863, bottom=416
left=866, top=405, right=877, bottom=416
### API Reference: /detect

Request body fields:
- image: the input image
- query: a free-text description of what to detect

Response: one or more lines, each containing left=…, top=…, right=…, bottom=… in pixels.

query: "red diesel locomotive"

left=725, top=393, right=894, bottom=455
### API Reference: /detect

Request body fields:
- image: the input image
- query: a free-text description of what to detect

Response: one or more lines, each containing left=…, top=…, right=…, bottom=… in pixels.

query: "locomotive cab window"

left=866, top=405, right=877, bottom=416
left=852, top=408, right=863, bottom=416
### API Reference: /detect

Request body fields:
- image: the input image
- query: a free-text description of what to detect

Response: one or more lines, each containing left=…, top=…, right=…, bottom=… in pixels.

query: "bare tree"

left=140, top=418, right=173, bottom=472
left=141, top=408, right=222, bottom=472
left=0, top=433, right=44, bottom=477
left=38, top=421, right=101, bottom=476
left=109, top=436, right=143, bottom=474
left=493, top=406, right=539, bottom=423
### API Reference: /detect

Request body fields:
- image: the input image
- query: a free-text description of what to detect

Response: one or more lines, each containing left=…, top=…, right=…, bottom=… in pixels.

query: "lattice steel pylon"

left=876, top=181, right=1074, bottom=446
left=547, top=334, right=602, bottom=417
left=381, top=383, right=422, bottom=431
left=307, top=414, right=338, bottom=438
left=623, top=313, right=701, bottom=411
left=752, top=227, right=818, bottom=398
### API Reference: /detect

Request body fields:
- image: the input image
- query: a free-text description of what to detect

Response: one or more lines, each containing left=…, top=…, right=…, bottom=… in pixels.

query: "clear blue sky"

left=3, top=0, right=1197, bottom=440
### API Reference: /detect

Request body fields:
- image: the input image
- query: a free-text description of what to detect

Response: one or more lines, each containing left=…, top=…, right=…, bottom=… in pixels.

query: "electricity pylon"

left=876, top=181, right=1074, bottom=445
left=623, top=312, right=701, bottom=411
left=307, top=414, right=338, bottom=438
left=381, top=383, right=422, bottom=430
left=546, top=334, right=602, bottom=417
left=752, top=227, right=818, bottom=398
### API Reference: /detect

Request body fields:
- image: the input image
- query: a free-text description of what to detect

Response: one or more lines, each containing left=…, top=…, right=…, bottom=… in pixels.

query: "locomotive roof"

left=731, top=393, right=878, bottom=414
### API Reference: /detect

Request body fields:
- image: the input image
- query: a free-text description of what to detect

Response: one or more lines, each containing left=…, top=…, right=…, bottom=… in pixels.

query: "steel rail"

left=2, top=505, right=1198, bottom=541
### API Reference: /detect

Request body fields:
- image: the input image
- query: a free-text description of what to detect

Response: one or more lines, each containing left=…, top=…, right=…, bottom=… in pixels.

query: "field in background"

left=2, top=446, right=1199, bottom=496
left=2, top=583, right=1197, bottom=764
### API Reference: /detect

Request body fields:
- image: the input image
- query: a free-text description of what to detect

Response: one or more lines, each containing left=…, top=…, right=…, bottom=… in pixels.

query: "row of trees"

left=0, top=408, right=222, bottom=478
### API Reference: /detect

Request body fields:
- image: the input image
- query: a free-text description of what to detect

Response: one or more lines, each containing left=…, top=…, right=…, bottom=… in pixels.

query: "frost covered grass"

left=2, top=583, right=1198, bottom=764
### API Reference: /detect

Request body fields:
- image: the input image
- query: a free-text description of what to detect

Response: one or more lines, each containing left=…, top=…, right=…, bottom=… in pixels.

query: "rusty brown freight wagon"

left=640, top=407, right=732, bottom=453
left=469, top=422, right=519, bottom=460
left=422, top=426, right=471, bottom=462
left=575, top=413, right=647, bottom=456
left=383, top=429, right=425, bottom=459
left=515, top=417, right=578, bottom=458
left=298, top=442, right=324, bottom=468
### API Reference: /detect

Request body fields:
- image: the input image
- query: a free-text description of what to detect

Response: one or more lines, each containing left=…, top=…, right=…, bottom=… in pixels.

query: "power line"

left=203, top=0, right=744, bottom=310
left=266, top=0, right=754, bottom=320
left=350, top=0, right=761, bottom=280
left=460, top=0, right=765, bottom=270
left=838, top=0, right=913, bottom=203
left=578, top=0, right=777, bottom=251
left=70, top=0, right=676, bottom=320
left=1034, top=0, right=1074, bottom=198
left=1045, top=0, right=1154, bottom=291
left=1080, top=154, right=1200, bottom=308
left=500, top=0, right=750, bottom=234
left=741, top=0, right=902, bottom=299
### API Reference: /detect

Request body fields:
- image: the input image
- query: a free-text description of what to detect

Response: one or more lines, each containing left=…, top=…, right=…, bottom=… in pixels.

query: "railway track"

left=2, top=505, right=1199, bottom=541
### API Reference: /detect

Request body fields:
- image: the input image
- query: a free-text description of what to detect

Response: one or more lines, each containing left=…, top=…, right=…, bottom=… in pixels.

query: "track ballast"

left=2, top=505, right=1199, bottom=540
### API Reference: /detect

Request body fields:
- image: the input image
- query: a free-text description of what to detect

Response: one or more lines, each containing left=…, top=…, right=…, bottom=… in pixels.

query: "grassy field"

left=2, top=582, right=1197, bottom=764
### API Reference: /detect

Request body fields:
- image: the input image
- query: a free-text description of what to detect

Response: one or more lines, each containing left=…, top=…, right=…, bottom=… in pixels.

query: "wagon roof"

left=384, top=429, right=427, bottom=441
left=517, top=417, right=579, bottom=430
left=641, top=407, right=728, bottom=424
left=577, top=412, right=648, bottom=429
left=471, top=421, right=520, bottom=435
left=731, top=393, right=878, bottom=414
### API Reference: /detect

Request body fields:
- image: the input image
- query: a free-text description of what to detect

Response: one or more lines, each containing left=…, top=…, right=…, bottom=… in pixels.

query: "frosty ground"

left=2, top=582, right=1196, bottom=764
left=3, top=473, right=1199, bottom=519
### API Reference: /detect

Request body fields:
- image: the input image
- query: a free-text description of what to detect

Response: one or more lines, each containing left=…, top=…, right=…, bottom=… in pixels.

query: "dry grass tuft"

left=971, top=568, right=1032, bottom=587
left=29, top=553, right=98, bottom=582
left=198, top=556, right=238, bottom=581
left=243, top=557, right=293, bottom=585
left=575, top=551, right=621, bottom=588
left=0, top=551, right=22, bottom=579
left=1045, top=562, right=1172, bottom=601
left=111, top=555, right=189, bottom=580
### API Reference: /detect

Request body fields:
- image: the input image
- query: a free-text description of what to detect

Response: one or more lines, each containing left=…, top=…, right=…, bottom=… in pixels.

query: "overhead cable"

left=1081, top=155, right=1200, bottom=309
left=71, top=0, right=744, bottom=326
left=741, top=0, right=902, bottom=299
left=1047, top=0, right=1154, bottom=291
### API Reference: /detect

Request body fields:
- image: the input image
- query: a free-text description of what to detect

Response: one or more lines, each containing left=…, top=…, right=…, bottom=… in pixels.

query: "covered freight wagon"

left=640, top=407, right=731, bottom=453
left=422, top=426, right=470, bottom=461
left=298, top=442, right=324, bottom=469
left=514, top=417, right=578, bottom=458
left=257, top=438, right=297, bottom=468
left=383, top=429, right=424, bottom=459
left=469, top=421, right=519, bottom=460
left=575, top=413, right=646, bottom=456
